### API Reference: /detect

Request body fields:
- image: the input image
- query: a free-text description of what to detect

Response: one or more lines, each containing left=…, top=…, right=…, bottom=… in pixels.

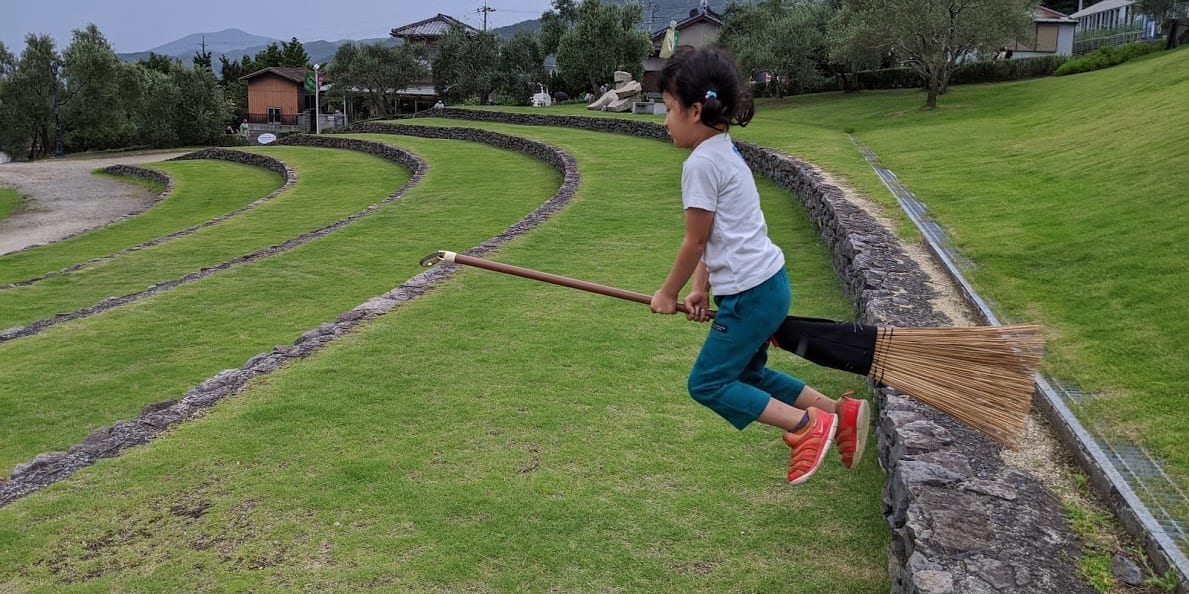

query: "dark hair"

left=659, top=47, right=755, bottom=129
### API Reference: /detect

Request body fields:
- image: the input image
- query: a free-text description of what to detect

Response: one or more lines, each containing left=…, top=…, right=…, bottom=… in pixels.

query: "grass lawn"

left=481, top=48, right=1189, bottom=492
left=0, top=186, right=23, bottom=222
left=0, top=129, right=887, bottom=591
left=0, top=148, right=399, bottom=329
left=0, top=160, right=283, bottom=287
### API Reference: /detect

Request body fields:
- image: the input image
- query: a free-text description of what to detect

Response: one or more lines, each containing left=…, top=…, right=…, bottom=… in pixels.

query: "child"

left=649, top=48, right=870, bottom=485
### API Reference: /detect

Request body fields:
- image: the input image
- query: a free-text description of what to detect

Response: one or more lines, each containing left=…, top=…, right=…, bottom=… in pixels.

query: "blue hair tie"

left=705, top=90, right=718, bottom=99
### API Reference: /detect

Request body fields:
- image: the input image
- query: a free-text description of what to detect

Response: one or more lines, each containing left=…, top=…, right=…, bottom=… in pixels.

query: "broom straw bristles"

left=869, top=324, right=1043, bottom=445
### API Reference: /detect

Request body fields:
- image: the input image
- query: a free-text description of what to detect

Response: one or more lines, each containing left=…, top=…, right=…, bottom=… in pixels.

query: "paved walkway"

left=0, top=153, right=186, bottom=255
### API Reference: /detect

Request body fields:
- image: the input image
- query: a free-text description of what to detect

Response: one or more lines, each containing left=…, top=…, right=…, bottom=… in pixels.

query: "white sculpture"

left=587, top=70, right=642, bottom=113
left=531, top=83, right=552, bottom=107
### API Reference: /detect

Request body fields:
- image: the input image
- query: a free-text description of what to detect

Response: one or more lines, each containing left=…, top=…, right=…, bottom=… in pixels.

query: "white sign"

left=257, top=133, right=277, bottom=145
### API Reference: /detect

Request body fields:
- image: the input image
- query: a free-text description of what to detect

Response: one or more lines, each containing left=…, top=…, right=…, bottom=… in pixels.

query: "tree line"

left=0, top=25, right=319, bottom=160
left=4, top=0, right=1180, bottom=158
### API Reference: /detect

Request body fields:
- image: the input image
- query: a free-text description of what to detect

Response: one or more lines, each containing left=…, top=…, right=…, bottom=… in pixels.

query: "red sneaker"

left=835, top=392, right=870, bottom=469
left=783, top=409, right=838, bottom=485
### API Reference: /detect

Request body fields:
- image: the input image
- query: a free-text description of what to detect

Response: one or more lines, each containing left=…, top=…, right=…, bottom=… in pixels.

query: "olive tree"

left=836, top=0, right=1037, bottom=107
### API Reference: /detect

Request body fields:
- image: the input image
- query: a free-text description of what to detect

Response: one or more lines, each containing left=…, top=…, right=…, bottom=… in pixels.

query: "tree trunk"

left=925, top=75, right=940, bottom=108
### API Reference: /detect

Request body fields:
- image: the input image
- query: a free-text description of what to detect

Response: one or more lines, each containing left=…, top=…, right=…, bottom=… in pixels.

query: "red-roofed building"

left=239, top=66, right=344, bottom=138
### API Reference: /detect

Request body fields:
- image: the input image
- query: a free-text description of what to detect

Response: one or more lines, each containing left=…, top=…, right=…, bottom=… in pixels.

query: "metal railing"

left=1074, top=30, right=1150, bottom=53
left=246, top=113, right=299, bottom=126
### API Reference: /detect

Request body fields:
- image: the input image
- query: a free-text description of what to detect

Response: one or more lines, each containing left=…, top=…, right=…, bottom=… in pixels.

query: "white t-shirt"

left=681, top=133, right=785, bottom=296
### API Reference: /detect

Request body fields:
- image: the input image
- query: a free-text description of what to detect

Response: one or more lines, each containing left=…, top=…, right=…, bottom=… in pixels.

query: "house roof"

left=1070, top=0, right=1134, bottom=18
left=240, top=67, right=310, bottom=84
left=1034, top=5, right=1078, bottom=23
left=651, top=6, right=724, bottom=40
left=390, top=13, right=478, bottom=40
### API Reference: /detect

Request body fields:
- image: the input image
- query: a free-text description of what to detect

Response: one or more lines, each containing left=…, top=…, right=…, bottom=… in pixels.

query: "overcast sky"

left=0, top=0, right=556, bottom=54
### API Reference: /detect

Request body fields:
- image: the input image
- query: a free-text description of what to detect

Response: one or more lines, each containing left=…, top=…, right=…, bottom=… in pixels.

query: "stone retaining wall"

left=410, top=109, right=1095, bottom=593
left=169, top=147, right=291, bottom=179
left=0, top=133, right=580, bottom=511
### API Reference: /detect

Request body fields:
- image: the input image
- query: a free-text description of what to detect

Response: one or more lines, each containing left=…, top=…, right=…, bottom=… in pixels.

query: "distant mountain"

left=491, top=19, right=542, bottom=38
left=116, top=28, right=397, bottom=77
left=137, top=28, right=279, bottom=58
left=492, top=1, right=731, bottom=39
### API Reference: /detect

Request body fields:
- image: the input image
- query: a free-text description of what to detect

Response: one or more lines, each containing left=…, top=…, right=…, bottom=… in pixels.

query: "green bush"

left=1055, top=42, right=1163, bottom=76
left=811, top=56, right=1068, bottom=94
left=950, top=55, right=1069, bottom=84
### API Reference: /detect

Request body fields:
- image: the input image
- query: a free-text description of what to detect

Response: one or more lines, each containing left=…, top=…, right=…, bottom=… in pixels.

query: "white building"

left=1070, top=0, right=1161, bottom=38
left=1009, top=6, right=1080, bottom=57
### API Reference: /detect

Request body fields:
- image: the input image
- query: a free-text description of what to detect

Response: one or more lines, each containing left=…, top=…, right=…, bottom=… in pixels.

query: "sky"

left=0, top=0, right=556, bottom=54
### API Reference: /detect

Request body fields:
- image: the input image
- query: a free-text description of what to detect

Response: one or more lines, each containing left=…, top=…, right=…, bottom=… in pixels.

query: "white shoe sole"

left=788, top=414, right=838, bottom=486
left=846, top=399, right=871, bottom=470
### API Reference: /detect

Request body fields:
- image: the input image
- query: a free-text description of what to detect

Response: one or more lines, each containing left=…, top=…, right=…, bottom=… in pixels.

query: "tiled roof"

left=1070, top=0, right=1134, bottom=18
left=390, top=13, right=478, bottom=39
left=651, top=7, right=724, bottom=39
left=240, top=66, right=310, bottom=84
left=1035, top=5, right=1078, bottom=22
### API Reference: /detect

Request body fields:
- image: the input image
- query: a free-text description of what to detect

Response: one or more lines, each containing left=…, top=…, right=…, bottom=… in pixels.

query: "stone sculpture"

left=587, top=70, right=643, bottom=113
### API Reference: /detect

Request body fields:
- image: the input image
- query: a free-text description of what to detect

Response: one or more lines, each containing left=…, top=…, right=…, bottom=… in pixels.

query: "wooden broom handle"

left=421, top=251, right=712, bottom=317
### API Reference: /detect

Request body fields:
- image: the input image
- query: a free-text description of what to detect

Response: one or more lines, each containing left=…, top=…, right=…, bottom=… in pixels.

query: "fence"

left=246, top=113, right=300, bottom=126
left=1074, top=30, right=1150, bottom=53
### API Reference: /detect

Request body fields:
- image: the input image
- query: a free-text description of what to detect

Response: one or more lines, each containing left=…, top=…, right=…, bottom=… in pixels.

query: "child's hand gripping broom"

left=421, top=251, right=1043, bottom=445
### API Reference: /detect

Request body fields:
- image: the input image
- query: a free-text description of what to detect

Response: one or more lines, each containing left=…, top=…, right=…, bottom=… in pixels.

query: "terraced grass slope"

left=739, top=49, right=1189, bottom=488
left=484, top=48, right=1189, bottom=490
left=0, top=160, right=283, bottom=286
left=0, top=129, right=887, bottom=590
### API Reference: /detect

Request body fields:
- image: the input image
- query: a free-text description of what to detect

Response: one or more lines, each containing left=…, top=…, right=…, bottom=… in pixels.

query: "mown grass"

left=0, top=128, right=887, bottom=591
left=0, top=186, right=23, bottom=222
left=0, top=160, right=282, bottom=286
left=0, top=148, right=398, bottom=329
left=0, top=138, right=550, bottom=471
left=487, top=48, right=1189, bottom=491
left=740, top=48, right=1189, bottom=489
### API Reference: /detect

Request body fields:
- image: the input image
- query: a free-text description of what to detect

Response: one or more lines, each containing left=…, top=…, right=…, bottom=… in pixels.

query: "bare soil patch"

left=0, top=153, right=185, bottom=254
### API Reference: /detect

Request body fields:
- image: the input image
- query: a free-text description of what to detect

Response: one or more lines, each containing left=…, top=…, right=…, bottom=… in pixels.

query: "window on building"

left=267, top=107, right=282, bottom=123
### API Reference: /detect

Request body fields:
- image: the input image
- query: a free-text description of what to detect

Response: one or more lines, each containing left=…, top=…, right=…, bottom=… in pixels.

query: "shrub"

left=1055, top=42, right=1163, bottom=76
left=950, top=55, right=1069, bottom=85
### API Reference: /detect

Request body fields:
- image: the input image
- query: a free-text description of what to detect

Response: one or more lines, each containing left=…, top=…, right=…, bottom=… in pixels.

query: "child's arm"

left=684, top=261, right=711, bottom=322
left=651, top=208, right=714, bottom=315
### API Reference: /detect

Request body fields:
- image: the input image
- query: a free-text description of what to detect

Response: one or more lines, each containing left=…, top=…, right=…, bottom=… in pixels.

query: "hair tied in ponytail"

left=704, top=90, right=717, bottom=99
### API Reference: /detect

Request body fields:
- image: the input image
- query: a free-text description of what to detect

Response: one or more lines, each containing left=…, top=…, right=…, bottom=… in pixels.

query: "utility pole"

left=478, top=1, right=496, bottom=32
left=313, top=63, right=321, bottom=134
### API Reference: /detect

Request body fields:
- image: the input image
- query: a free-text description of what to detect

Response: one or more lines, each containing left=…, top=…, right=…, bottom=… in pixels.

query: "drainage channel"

left=851, top=135, right=1189, bottom=588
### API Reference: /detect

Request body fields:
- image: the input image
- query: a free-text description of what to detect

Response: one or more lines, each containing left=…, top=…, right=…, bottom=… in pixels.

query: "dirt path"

left=0, top=153, right=186, bottom=255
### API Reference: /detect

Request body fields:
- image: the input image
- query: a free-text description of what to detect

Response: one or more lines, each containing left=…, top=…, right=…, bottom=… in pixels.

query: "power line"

left=477, top=1, right=497, bottom=32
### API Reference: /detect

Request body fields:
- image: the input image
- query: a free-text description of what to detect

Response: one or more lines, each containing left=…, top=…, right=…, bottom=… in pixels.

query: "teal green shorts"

left=687, top=268, right=807, bottom=429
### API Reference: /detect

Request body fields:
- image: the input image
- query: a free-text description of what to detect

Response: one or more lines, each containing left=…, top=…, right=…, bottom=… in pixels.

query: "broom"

left=420, top=250, right=1043, bottom=444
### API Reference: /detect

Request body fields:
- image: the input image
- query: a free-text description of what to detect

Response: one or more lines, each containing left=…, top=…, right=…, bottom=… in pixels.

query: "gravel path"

left=0, top=153, right=186, bottom=255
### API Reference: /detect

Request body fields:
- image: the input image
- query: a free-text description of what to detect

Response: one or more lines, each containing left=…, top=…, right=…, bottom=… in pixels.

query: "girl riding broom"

left=649, top=47, right=870, bottom=484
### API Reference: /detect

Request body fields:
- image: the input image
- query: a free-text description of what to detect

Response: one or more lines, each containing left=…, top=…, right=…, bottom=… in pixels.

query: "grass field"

left=0, top=160, right=282, bottom=287
left=0, top=187, right=22, bottom=222
left=0, top=124, right=888, bottom=590
left=482, top=47, right=1189, bottom=492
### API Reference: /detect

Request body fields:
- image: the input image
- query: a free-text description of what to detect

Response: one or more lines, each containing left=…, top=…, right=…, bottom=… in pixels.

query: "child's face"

left=662, top=91, right=702, bottom=150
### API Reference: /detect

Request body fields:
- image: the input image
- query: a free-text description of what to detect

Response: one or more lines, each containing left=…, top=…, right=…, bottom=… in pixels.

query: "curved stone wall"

left=1, top=132, right=580, bottom=511
left=407, top=109, right=1096, bottom=593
